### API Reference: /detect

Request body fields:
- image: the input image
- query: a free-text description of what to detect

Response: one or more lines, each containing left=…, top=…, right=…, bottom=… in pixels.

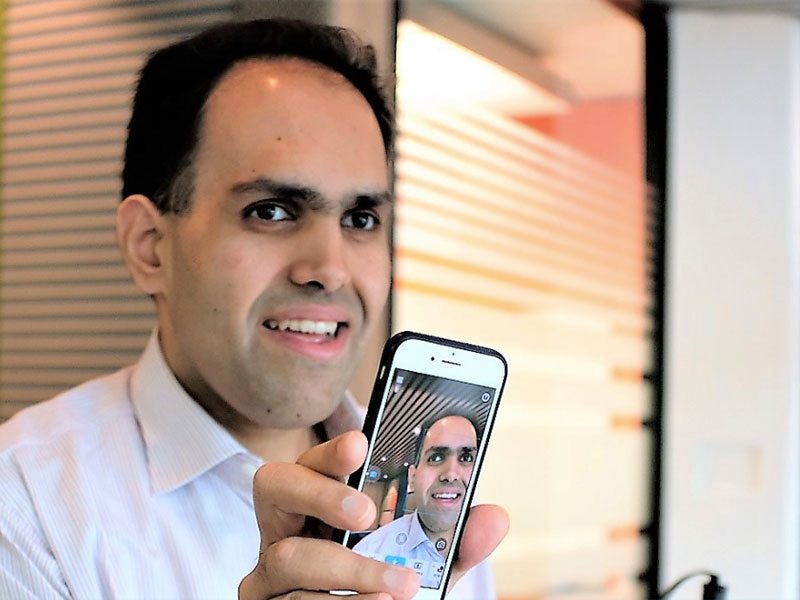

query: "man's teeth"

left=433, top=493, right=459, bottom=500
left=265, top=319, right=338, bottom=336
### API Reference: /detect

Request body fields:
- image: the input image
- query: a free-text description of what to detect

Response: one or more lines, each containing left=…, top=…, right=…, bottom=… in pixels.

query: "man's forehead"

left=190, top=53, right=388, bottom=202
left=197, top=56, right=379, bottom=151
left=424, top=416, right=477, bottom=446
left=206, top=57, right=356, bottom=114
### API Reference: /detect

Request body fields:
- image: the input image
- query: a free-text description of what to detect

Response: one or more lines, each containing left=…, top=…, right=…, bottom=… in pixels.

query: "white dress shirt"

left=354, top=512, right=447, bottom=589
left=0, top=332, right=492, bottom=599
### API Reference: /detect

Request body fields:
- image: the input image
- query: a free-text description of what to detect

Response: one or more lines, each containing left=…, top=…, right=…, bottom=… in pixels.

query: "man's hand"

left=239, top=431, right=419, bottom=600
left=446, top=504, right=509, bottom=594
left=238, top=430, right=510, bottom=600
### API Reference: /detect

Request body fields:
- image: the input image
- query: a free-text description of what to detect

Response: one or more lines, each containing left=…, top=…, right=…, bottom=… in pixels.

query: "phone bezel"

left=335, top=331, right=507, bottom=599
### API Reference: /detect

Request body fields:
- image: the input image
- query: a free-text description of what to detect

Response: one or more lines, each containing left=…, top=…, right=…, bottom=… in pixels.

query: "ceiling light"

left=397, top=20, right=569, bottom=114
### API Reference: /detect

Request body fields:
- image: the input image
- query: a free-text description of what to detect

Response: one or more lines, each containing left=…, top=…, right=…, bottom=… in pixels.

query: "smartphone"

left=333, top=331, right=507, bottom=599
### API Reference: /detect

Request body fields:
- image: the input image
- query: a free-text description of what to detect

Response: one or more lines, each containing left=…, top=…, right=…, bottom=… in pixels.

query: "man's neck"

left=417, top=513, right=456, bottom=559
left=154, top=330, right=322, bottom=464
left=232, top=424, right=320, bottom=464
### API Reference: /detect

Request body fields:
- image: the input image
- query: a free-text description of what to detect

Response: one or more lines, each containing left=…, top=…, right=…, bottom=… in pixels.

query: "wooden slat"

left=3, top=124, right=125, bottom=151
left=5, top=34, right=176, bottom=71
left=2, top=332, right=149, bottom=352
left=2, top=281, right=142, bottom=301
left=5, top=109, right=129, bottom=136
left=2, top=195, right=120, bottom=217
left=399, top=110, right=645, bottom=233
left=1, top=316, right=156, bottom=335
left=3, top=91, right=130, bottom=120
left=5, top=55, right=143, bottom=86
left=396, top=171, right=644, bottom=273
left=4, top=72, right=134, bottom=102
left=6, top=12, right=225, bottom=54
left=2, top=299, right=155, bottom=318
left=3, top=244, right=120, bottom=273
left=3, top=159, right=120, bottom=185
left=2, top=232, right=120, bottom=252
left=3, top=352, right=143, bottom=369
left=2, top=264, right=130, bottom=284
left=396, top=200, right=643, bottom=290
left=1, top=369, right=126, bottom=386
left=2, top=212, right=117, bottom=233
left=396, top=138, right=644, bottom=255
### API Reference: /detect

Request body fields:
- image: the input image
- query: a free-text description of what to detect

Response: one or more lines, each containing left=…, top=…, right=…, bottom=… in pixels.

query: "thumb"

left=447, top=504, right=509, bottom=593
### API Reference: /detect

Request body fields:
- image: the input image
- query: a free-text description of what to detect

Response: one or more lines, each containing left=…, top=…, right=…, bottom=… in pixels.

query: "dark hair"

left=122, top=18, right=393, bottom=213
left=413, top=411, right=481, bottom=467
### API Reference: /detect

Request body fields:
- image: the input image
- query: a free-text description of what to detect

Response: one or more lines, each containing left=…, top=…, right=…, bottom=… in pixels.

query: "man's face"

left=409, top=416, right=478, bottom=535
left=154, top=59, right=391, bottom=430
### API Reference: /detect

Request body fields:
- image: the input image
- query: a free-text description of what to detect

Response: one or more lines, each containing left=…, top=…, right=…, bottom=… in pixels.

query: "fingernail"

left=342, top=494, right=369, bottom=520
left=384, top=568, right=410, bottom=590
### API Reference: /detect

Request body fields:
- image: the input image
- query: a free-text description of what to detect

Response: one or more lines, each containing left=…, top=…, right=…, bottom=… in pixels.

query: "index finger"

left=297, top=430, right=368, bottom=478
left=252, top=460, right=375, bottom=547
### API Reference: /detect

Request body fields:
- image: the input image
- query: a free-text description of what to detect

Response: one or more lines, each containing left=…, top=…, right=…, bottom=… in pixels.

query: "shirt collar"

left=409, top=511, right=437, bottom=552
left=130, top=331, right=365, bottom=495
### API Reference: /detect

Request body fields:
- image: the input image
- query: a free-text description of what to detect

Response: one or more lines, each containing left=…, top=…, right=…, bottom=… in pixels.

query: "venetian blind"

left=0, top=0, right=233, bottom=420
left=393, top=36, right=652, bottom=600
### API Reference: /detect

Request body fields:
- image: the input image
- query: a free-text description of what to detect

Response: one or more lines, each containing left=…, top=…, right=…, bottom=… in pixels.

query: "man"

left=0, top=19, right=507, bottom=600
left=354, top=414, right=480, bottom=589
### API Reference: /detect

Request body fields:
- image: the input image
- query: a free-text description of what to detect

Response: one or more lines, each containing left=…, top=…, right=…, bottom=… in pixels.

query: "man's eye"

left=428, top=453, right=444, bottom=464
left=342, top=211, right=378, bottom=230
left=459, top=452, right=475, bottom=463
left=242, top=202, right=292, bottom=222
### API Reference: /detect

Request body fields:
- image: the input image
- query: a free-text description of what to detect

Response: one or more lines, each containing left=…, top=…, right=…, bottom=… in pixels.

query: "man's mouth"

left=263, top=319, right=344, bottom=338
left=260, top=309, right=351, bottom=360
left=431, top=491, right=461, bottom=501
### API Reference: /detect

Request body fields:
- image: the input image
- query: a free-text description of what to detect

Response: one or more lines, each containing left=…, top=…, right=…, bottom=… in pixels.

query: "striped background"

left=0, top=0, right=232, bottom=418
left=392, top=24, right=651, bottom=596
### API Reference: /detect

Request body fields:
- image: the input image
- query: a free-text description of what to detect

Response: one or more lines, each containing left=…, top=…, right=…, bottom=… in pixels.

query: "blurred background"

left=0, top=1, right=797, bottom=599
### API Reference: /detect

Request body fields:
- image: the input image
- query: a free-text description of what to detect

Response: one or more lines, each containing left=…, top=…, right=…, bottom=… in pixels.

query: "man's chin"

left=252, top=386, right=347, bottom=428
left=420, top=516, right=459, bottom=535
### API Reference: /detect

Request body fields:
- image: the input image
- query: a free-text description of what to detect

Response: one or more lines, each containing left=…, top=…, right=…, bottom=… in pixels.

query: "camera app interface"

left=349, top=369, right=494, bottom=589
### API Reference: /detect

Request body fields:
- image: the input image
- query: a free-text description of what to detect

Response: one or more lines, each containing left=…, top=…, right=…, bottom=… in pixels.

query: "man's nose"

left=438, top=456, right=462, bottom=483
left=288, top=218, right=350, bottom=292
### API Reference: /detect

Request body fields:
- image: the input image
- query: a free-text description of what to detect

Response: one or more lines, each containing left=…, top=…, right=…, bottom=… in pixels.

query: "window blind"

left=0, top=0, right=233, bottom=419
left=393, top=80, right=652, bottom=600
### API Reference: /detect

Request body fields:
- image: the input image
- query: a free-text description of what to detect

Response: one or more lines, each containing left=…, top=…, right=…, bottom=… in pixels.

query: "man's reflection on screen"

left=354, top=413, right=479, bottom=588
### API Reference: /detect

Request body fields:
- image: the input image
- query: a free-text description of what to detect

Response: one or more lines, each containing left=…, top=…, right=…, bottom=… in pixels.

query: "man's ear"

left=407, top=465, right=416, bottom=493
left=117, top=194, right=168, bottom=296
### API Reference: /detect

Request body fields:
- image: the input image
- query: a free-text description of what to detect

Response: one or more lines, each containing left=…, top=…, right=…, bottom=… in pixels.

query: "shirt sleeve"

left=0, top=502, right=71, bottom=600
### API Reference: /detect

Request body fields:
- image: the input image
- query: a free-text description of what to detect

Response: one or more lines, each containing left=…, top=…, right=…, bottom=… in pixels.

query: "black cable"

left=659, top=570, right=727, bottom=600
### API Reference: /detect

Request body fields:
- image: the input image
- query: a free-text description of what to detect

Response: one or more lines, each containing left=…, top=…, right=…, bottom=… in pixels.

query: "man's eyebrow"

left=353, top=191, right=394, bottom=208
left=230, top=177, right=392, bottom=211
left=230, top=177, right=325, bottom=210
left=425, top=445, right=478, bottom=456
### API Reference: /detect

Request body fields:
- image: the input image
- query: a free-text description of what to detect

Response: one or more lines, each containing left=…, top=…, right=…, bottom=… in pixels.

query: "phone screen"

left=344, top=367, right=498, bottom=590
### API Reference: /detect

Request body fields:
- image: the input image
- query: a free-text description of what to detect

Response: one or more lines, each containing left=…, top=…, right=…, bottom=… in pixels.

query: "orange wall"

left=517, top=98, right=643, bottom=179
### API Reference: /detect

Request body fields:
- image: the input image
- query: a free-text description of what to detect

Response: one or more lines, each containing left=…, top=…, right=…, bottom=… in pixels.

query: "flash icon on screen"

left=481, top=392, right=491, bottom=402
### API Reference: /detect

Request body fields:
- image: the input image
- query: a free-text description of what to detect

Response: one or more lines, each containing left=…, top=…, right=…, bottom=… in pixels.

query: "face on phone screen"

left=346, top=368, right=495, bottom=589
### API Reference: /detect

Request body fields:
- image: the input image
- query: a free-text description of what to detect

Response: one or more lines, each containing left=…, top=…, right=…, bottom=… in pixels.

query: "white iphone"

left=333, top=331, right=507, bottom=599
